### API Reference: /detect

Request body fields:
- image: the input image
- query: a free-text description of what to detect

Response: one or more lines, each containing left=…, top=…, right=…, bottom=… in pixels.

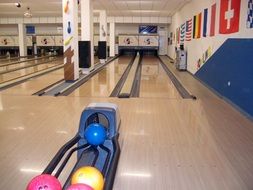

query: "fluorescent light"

left=130, top=10, right=161, bottom=13
left=24, top=7, right=32, bottom=18
left=121, top=172, right=151, bottom=178
left=7, top=126, right=25, bottom=131
left=20, top=168, right=43, bottom=173
left=56, top=130, right=68, bottom=134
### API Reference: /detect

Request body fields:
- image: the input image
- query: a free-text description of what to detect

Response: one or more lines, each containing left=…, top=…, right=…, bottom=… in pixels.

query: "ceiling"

left=0, top=0, right=190, bottom=18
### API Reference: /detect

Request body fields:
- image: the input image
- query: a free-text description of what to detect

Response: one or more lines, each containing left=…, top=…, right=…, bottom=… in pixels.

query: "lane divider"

left=0, top=55, right=56, bottom=68
left=0, top=64, right=64, bottom=91
left=158, top=56, right=197, bottom=100
left=118, top=54, right=140, bottom=98
left=109, top=55, right=136, bottom=97
left=0, top=57, right=59, bottom=74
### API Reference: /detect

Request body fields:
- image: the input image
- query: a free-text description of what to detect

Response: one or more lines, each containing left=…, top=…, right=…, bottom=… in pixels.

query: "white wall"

left=35, top=24, right=62, bottom=35
left=116, top=24, right=139, bottom=35
left=0, top=24, right=18, bottom=35
left=0, top=23, right=166, bottom=35
left=0, top=24, right=62, bottom=35
left=0, top=23, right=167, bottom=43
left=0, top=16, right=171, bottom=25
left=168, top=0, right=253, bottom=74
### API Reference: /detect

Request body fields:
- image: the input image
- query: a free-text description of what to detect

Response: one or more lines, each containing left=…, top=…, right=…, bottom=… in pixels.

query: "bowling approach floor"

left=0, top=56, right=253, bottom=190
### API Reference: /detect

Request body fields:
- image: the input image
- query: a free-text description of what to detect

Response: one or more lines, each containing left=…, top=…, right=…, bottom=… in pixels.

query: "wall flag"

left=247, top=0, right=253, bottom=28
left=219, top=0, right=241, bottom=34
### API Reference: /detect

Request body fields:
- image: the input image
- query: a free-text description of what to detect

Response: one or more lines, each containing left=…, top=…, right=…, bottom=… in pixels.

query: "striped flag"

left=197, top=13, right=202, bottom=38
left=210, top=3, right=216, bottom=36
left=186, top=19, right=192, bottom=41
left=193, top=16, right=196, bottom=38
left=203, top=8, right=208, bottom=37
left=193, top=13, right=202, bottom=39
left=180, top=23, right=186, bottom=43
left=247, top=0, right=253, bottom=28
left=176, top=27, right=180, bottom=44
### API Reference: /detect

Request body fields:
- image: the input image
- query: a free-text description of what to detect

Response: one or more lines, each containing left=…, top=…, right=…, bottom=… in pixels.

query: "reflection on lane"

left=0, top=69, right=64, bottom=96
left=140, top=56, right=181, bottom=99
left=0, top=56, right=56, bottom=72
left=69, top=56, right=132, bottom=97
left=0, top=59, right=63, bottom=83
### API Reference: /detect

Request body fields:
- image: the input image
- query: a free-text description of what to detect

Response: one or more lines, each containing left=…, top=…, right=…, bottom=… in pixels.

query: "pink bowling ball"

left=67, top=184, right=93, bottom=190
left=26, top=174, right=62, bottom=190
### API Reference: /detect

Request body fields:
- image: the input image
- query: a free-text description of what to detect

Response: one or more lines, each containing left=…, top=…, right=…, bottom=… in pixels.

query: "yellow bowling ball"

left=71, top=166, right=104, bottom=190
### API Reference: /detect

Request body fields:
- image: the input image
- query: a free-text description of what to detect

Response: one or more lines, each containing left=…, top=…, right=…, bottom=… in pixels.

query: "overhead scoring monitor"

left=139, top=25, right=157, bottom=34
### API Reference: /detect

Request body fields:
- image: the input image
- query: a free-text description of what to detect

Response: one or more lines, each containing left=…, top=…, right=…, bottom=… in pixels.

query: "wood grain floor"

left=69, top=56, right=131, bottom=97
left=0, top=57, right=53, bottom=72
left=0, top=56, right=253, bottom=190
left=140, top=56, right=181, bottom=99
left=0, top=59, right=62, bottom=83
left=0, top=68, right=64, bottom=96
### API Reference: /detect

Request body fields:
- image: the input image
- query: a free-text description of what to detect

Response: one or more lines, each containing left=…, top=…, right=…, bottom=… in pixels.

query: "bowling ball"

left=71, top=166, right=104, bottom=190
left=67, top=184, right=93, bottom=190
left=26, top=174, right=61, bottom=190
left=84, top=123, right=106, bottom=146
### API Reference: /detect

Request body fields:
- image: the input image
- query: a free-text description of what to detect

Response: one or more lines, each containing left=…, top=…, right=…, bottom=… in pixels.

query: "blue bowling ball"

left=84, top=123, right=106, bottom=146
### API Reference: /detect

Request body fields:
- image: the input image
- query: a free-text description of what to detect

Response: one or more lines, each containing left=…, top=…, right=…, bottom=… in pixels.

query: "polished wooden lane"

left=0, top=59, right=62, bottom=83
left=0, top=95, right=252, bottom=190
left=0, top=55, right=253, bottom=190
left=0, top=68, right=64, bottom=96
left=94, top=56, right=99, bottom=64
left=159, top=56, right=217, bottom=99
left=0, top=56, right=24, bottom=64
left=0, top=56, right=55, bottom=72
left=140, top=56, right=181, bottom=99
left=69, top=56, right=132, bottom=97
left=0, top=56, right=108, bottom=96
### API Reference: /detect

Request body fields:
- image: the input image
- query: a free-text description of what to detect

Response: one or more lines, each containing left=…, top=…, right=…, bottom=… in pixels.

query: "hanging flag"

left=203, top=8, right=208, bottom=37
left=186, top=19, right=192, bottom=41
left=247, top=0, right=253, bottom=28
left=210, top=3, right=216, bottom=36
left=176, top=27, right=180, bottom=44
left=193, top=16, right=196, bottom=38
left=197, top=13, right=202, bottom=38
left=193, top=13, right=202, bottom=39
left=180, top=23, right=186, bottom=43
left=194, top=14, right=199, bottom=38
left=219, top=0, right=241, bottom=34
left=175, top=29, right=177, bottom=44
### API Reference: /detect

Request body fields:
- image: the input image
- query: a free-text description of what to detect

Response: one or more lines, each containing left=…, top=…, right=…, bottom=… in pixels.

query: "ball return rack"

left=42, top=103, right=121, bottom=190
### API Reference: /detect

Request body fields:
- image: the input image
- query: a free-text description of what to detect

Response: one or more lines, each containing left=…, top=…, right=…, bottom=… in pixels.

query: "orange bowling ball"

left=71, top=166, right=104, bottom=190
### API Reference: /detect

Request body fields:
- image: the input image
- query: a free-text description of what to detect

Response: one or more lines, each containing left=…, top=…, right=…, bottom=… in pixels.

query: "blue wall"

left=195, top=39, right=253, bottom=118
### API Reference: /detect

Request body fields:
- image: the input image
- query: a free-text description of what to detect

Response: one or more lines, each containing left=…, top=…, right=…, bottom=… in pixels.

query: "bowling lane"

left=1, top=96, right=253, bottom=190
left=0, top=56, right=34, bottom=64
left=94, top=56, right=99, bottom=64
left=0, top=56, right=21, bottom=63
left=140, top=56, right=181, bottom=99
left=69, top=56, right=133, bottom=97
left=0, top=68, right=64, bottom=96
left=0, top=56, right=99, bottom=96
left=0, top=58, right=63, bottom=84
left=0, top=56, right=56, bottom=72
